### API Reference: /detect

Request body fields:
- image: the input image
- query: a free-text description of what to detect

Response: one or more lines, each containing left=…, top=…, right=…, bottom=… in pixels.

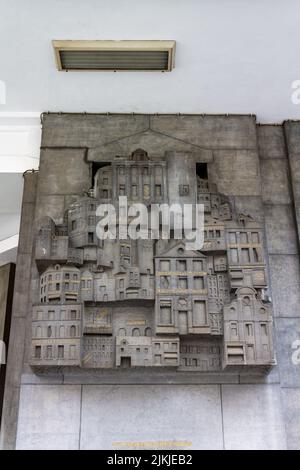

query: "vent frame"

left=52, top=40, right=176, bottom=72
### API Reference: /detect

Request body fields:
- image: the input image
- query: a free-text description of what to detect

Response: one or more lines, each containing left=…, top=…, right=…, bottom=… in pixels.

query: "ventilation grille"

left=53, top=41, right=175, bottom=72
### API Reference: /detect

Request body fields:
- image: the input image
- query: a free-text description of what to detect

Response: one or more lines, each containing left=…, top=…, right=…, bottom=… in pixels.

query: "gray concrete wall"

left=2, top=114, right=300, bottom=450
left=0, top=172, right=38, bottom=450
left=258, top=124, right=300, bottom=450
left=0, top=263, right=15, bottom=431
left=15, top=384, right=286, bottom=450
left=0, top=264, right=10, bottom=342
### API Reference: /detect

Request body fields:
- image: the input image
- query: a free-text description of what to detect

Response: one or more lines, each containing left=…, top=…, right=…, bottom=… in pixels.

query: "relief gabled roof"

left=88, top=128, right=212, bottom=161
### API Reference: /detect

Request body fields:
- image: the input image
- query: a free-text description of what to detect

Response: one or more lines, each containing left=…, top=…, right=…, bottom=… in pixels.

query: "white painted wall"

left=0, top=0, right=300, bottom=123
left=0, top=173, right=23, bottom=258
left=0, top=115, right=40, bottom=172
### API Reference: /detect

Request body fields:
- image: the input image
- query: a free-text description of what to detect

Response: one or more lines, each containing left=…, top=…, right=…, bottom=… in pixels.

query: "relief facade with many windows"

left=30, top=149, right=275, bottom=373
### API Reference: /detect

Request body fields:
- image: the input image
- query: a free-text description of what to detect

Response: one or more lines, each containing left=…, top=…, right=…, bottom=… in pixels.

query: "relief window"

left=132, top=184, right=138, bottom=197
left=88, top=232, right=94, bottom=244
left=253, top=247, right=260, bottom=262
left=35, top=346, right=41, bottom=359
left=229, top=232, right=237, bottom=244
left=194, top=276, right=204, bottom=290
left=160, top=276, right=170, bottom=289
left=69, top=345, right=76, bottom=359
left=155, top=184, right=162, bottom=197
left=230, top=248, right=238, bottom=263
left=241, top=248, right=250, bottom=263
left=245, top=323, right=253, bottom=336
left=240, top=232, right=248, bottom=243
left=70, top=325, right=76, bottom=337
left=58, top=345, right=64, bottom=359
left=177, top=260, right=187, bottom=271
left=48, top=310, right=55, bottom=320
left=230, top=322, right=238, bottom=338
left=70, top=310, right=77, bottom=320
left=160, top=303, right=172, bottom=324
left=261, top=324, right=268, bottom=336
left=143, top=184, right=150, bottom=198
left=160, top=260, right=170, bottom=271
left=178, top=277, right=188, bottom=289
left=119, top=184, right=126, bottom=195
left=193, top=260, right=203, bottom=272
left=46, top=346, right=52, bottom=359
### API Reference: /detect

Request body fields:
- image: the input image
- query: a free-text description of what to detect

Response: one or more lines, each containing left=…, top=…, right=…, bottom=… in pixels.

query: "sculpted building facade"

left=3, top=114, right=300, bottom=450
left=30, top=148, right=275, bottom=372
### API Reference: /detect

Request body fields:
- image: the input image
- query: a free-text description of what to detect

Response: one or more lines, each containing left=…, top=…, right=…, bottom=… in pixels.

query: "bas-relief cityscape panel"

left=30, top=148, right=275, bottom=374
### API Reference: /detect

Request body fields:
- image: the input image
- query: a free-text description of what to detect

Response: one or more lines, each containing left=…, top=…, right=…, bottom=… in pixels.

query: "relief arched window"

left=70, top=325, right=76, bottom=337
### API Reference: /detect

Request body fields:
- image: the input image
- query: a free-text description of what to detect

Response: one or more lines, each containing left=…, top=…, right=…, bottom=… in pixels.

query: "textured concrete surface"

left=211, top=149, right=260, bottom=196
left=233, top=196, right=264, bottom=222
left=264, top=204, right=298, bottom=255
left=269, top=255, right=300, bottom=318
left=0, top=264, right=10, bottom=341
left=80, top=385, right=223, bottom=450
left=41, top=114, right=258, bottom=150
left=284, top=121, right=300, bottom=247
left=259, top=122, right=300, bottom=451
left=222, top=384, right=287, bottom=450
left=14, top=383, right=289, bottom=450
left=281, top=388, right=300, bottom=450
left=16, top=385, right=81, bottom=450
left=0, top=263, right=15, bottom=429
left=274, top=317, right=300, bottom=388
left=0, top=172, right=38, bottom=450
left=257, top=125, right=287, bottom=160
left=38, top=149, right=89, bottom=196
left=261, top=159, right=291, bottom=205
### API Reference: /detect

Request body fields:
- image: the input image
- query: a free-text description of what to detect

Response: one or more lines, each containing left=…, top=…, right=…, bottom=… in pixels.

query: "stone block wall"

left=1, top=114, right=300, bottom=450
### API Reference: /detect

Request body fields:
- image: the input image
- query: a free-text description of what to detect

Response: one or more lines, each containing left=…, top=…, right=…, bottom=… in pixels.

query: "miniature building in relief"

left=30, top=149, right=275, bottom=373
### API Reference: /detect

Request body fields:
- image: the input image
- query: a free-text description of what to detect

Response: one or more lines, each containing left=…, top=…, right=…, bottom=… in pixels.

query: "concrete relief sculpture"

left=30, top=149, right=275, bottom=373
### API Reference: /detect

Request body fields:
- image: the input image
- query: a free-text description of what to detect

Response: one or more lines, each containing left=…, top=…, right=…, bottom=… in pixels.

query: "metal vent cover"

left=53, top=40, right=175, bottom=72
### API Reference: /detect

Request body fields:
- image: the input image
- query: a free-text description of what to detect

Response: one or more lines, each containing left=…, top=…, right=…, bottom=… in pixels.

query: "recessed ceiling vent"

left=53, top=40, right=175, bottom=72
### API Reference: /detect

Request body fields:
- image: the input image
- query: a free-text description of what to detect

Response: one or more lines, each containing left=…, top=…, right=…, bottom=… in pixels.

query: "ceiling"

left=0, top=0, right=300, bottom=261
left=0, top=0, right=300, bottom=122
